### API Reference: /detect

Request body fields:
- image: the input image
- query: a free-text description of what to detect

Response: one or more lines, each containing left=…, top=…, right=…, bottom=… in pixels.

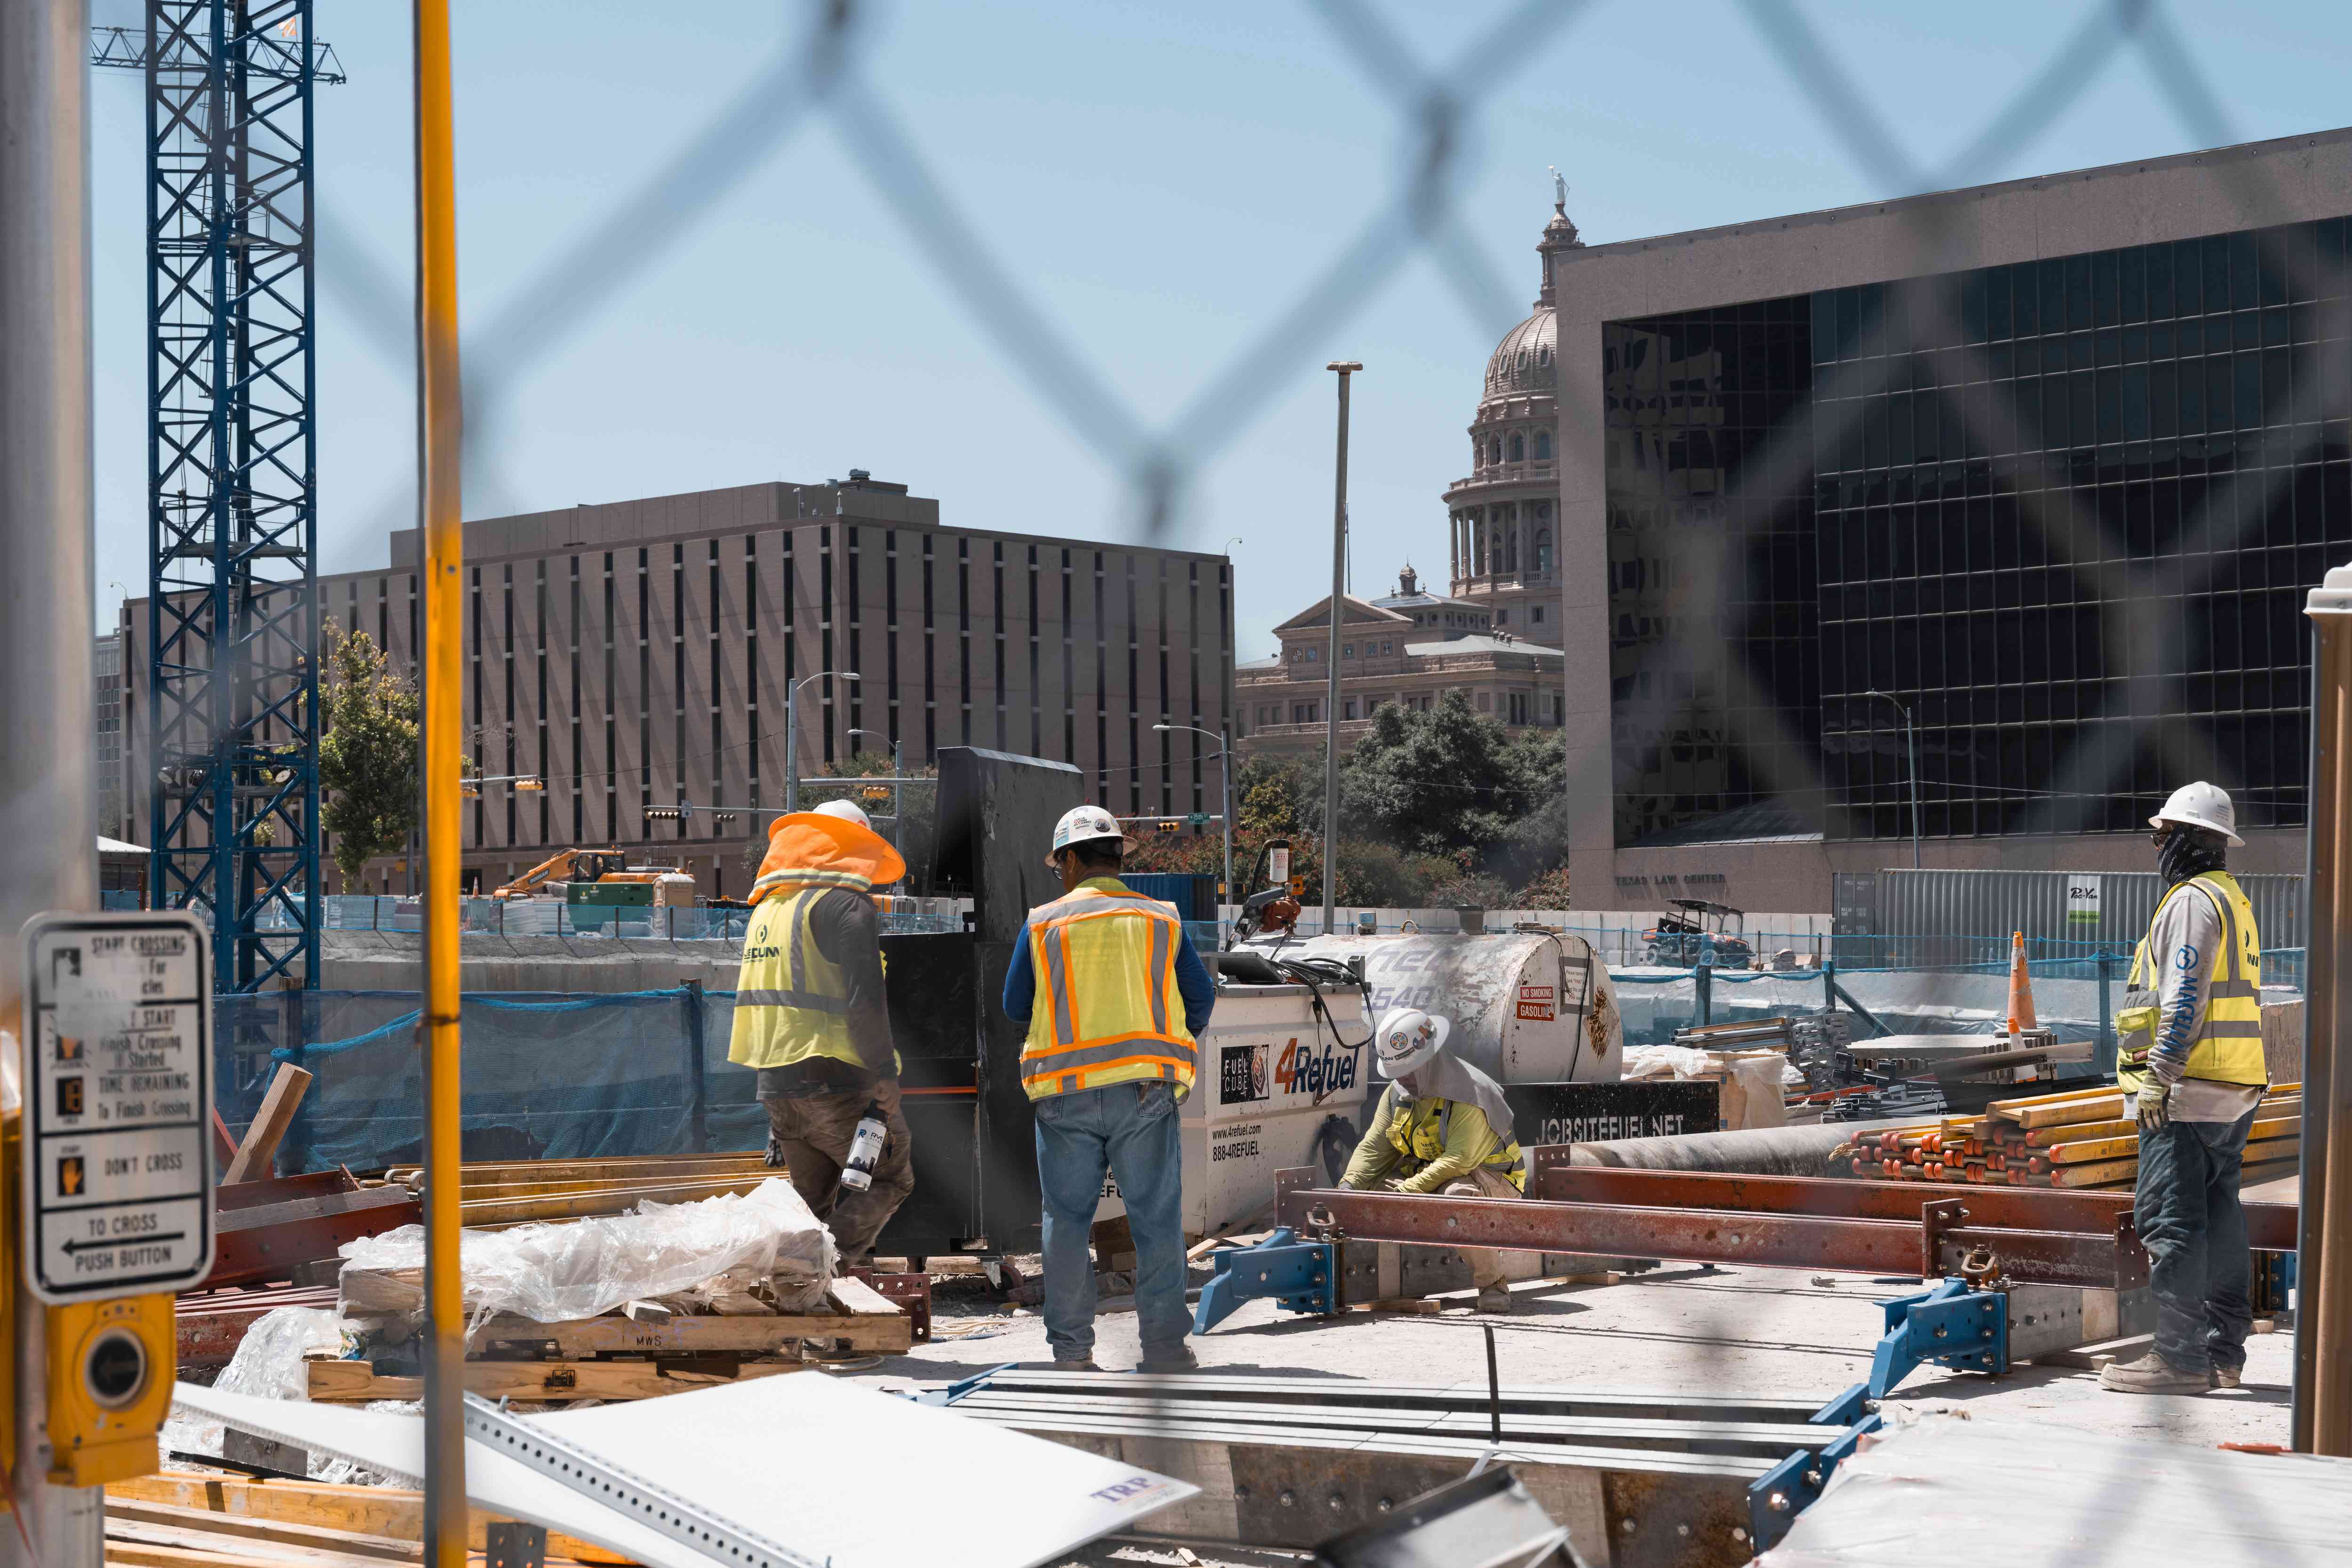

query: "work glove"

left=763, top=1131, right=789, bottom=1169
left=2135, top=1078, right=2171, bottom=1132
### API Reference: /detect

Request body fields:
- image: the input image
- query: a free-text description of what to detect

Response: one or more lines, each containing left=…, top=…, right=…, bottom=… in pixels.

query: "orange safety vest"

left=1019, top=879, right=1197, bottom=1101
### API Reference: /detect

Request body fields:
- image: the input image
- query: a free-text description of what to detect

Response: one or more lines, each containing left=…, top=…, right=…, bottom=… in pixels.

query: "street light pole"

left=1864, top=689, right=1921, bottom=869
left=785, top=671, right=859, bottom=815
left=1325, top=361, right=1362, bottom=935
left=1155, top=722, right=1233, bottom=934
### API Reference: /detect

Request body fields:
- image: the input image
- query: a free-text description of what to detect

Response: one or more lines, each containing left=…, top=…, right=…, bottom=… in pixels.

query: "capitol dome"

left=1482, top=309, right=1556, bottom=404
left=1478, top=195, right=1580, bottom=411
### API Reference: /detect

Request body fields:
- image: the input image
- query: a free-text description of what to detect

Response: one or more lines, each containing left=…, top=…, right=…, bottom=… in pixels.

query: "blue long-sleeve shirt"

left=1002, top=876, right=1216, bottom=1036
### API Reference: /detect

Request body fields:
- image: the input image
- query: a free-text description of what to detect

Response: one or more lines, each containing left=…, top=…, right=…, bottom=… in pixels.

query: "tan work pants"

left=762, top=1079, right=915, bottom=1262
left=1440, top=1166, right=1524, bottom=1289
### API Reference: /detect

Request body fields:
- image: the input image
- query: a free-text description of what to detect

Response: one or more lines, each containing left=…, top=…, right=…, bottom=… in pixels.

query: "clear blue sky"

left=84, top=1, right=2352, bottom=656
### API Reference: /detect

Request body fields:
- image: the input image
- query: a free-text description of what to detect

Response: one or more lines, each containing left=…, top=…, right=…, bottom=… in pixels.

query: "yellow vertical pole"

left=413, top=0, right=467, bottom=1560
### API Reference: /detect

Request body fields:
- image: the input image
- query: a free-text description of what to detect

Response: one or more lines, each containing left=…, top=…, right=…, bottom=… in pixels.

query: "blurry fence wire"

left=309, top=0, right=2349, bottom=860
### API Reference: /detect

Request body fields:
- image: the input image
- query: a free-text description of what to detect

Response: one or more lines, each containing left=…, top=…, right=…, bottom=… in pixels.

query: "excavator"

left=490, top=847, right=695, bottom=906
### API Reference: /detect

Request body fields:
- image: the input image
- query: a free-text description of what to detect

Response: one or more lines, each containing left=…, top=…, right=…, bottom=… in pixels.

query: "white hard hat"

left=812, top=798, right=871, bottom=831
left=1375, top=1007, right=1450, bottom=1079
left=2149, top=781, right=2242, bottom=847
left=1047, top=804, right=1127, bottom=865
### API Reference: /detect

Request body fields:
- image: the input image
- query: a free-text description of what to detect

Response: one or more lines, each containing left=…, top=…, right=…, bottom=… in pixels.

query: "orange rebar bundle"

left=1821, top=1082, right=2301, bottom=1190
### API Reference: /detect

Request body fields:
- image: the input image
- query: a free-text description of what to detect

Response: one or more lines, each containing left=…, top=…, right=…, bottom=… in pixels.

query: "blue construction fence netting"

left=220, top=987, right=770, bottom=1173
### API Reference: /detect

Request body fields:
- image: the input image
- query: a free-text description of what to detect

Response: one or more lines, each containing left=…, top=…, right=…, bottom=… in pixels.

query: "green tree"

left=1337, top=691, right=1547, bottom=858
left=318, top=620, right=420, bottom=886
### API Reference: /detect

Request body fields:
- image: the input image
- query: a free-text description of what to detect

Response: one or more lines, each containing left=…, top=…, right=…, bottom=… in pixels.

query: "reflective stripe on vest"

left=727, top=887, right=862, bottom=1072
left=1389, top=1097, right=1527, bottom=1191
left=1020, top=885, right=1197, bottom=1101
left=2121, top=870, right=2266, bottom=1091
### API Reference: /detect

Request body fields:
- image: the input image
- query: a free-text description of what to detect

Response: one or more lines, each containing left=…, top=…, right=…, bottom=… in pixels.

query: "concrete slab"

left=850, top=1265, right=2291, bottom=1452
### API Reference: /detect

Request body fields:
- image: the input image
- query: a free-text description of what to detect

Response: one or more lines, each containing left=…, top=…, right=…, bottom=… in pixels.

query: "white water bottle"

left=839, top=1101, right=888, bottom=1192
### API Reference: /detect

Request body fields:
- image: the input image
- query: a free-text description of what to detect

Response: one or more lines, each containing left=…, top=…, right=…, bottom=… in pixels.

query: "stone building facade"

left=1235, top=566, right=1563, bottom=760
left=119, top=477, right=1234, bottom=896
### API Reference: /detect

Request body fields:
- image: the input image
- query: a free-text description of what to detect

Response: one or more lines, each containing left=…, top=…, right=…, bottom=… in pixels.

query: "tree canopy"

left=318, top=621, right=420, bottom=885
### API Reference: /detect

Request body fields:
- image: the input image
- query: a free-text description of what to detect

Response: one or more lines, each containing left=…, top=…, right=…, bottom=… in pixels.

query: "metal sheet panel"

left=1863, top=868, right=2303, bottom=966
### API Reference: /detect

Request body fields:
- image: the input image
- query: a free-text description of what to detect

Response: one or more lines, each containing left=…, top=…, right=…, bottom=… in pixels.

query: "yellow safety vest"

left=2117, top=870, right=2265, bottom=1093
left=1020, top=880, right=1197, bottom=1101
left=1384, top=1098, right=1528, bottom=1192
left=729, top=887, right=868, bottom=1073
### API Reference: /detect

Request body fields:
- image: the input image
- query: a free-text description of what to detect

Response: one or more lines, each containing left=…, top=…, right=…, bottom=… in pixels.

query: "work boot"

left=2210, top=1363, right=2243, bottom=1390
left=1137, top=1345, right=1201, bottom=1375
left=1477, top=1284, right=1515, bottom=1315
left=2099, top=1351, right=2208, bottom=1394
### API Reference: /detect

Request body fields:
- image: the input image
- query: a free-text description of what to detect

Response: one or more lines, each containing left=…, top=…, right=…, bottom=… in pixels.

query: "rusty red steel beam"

left=1275, top=1186, right=2139, bottom=1289
left=1526, top=1153, right=2298, bottom=1254
left=206, top=1185, right=421, bottom=1289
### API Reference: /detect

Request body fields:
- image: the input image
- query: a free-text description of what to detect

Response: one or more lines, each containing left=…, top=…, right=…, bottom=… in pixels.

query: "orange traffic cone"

left=2007, top=931, right=2039, bottom=1037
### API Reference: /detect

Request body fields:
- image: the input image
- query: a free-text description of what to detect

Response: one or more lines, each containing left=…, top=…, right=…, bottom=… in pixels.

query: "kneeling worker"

left=1342, top=1007, right=1527, bottom=1314
left=1004, top=805, right=1216, bottom=1372
left=731, top=799, right=914, bottom=1265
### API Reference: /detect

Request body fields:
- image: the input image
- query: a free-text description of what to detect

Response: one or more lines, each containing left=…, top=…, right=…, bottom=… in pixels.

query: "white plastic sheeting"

left=1760, top=1410, right=2352, bottom=1567
left=159, top=1307, right=389, bottom=1483
left=339, top=1177, right=835, bottom=1329
left=172, top=1373, right=1197, bottom=1568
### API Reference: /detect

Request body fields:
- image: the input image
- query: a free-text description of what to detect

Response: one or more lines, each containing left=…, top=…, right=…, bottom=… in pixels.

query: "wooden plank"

left=104, top=1474, right=624, bottom=1563
left=107, top=1500, right=416, bottom=1562
left=824, top=1276, right=904, bottom=1316
left=471, top=1310, right=906, bottom=1356
left=306, top=1356, right=815, bottom=1403
left=222, top=1064, right=314, bottom=1184
left=104, top=1518, right=405, bottom=1568
left=2050, top=1157, right=2139, bottom=1188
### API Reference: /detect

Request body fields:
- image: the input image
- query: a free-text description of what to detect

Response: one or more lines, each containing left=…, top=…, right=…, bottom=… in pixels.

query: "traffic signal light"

left=644, top=806, right=686, bottom=822
left=860, top=785, right=891, bottom=802
left=1154, top=819, right=1181, bottom=833
left=515, top=776, right=545, bottom=792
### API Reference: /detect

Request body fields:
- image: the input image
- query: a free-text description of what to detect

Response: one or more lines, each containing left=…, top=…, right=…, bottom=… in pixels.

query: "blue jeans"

left=2135, top=1107, right=2257, bottom=1375
left=1033, top=1081, right=1189, bottom=1363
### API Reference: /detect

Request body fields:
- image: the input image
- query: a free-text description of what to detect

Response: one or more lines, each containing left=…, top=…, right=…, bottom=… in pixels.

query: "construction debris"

left=383, top=1151, right=776, bottom=1228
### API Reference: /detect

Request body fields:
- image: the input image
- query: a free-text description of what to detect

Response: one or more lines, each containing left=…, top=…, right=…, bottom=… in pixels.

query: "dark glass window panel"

left=2121, top=246, right=2147, bottom=324
left=2066, top=255, right=2095, bottom=330
left=2041, top=260, right=2067, bottom=336
left=2094, top=252, right=2120, bottom=327
left=2204, top=235, right=2232, bottom=313
left=2148, top=242, right=2175, bottom=319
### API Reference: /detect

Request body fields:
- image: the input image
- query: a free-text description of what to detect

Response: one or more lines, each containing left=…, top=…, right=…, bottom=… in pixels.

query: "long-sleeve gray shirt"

left=2143, top=880, right=2265, bottom=1122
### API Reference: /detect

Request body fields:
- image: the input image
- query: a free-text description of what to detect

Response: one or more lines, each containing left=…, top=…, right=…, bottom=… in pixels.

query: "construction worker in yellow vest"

left=730, top=799, right=914, bottom=1265
left=1002, top=805, right=1216, bottom=1373
left=1341, top=1007, right=1527, bottom=1315
left=2101, top=781, right=2269, bottom=1397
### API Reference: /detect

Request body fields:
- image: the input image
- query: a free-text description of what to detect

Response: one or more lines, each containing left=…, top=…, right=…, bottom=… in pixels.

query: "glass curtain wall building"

left=1603, top=214, right=2352, bottom=847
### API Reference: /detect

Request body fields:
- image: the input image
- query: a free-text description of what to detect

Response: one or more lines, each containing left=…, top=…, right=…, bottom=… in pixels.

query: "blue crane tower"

left=95, top=5, right=343, bottom=994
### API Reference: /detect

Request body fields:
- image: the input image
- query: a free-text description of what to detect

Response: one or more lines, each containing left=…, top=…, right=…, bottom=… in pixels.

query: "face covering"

left=2157, top=827, right=2226, bottom=887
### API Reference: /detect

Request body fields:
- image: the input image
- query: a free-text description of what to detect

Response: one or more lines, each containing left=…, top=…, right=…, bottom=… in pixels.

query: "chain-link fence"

left=269, top=1, right=2333, bottom=1536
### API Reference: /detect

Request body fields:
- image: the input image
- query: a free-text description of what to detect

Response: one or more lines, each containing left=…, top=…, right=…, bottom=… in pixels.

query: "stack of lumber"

left=1830, top=1082, right=2300, bottom=1188
left=107, top=1468, right=619, bottom=1568
left=311, top=1275, right=910, bottom=1403
left=383, top=1151, right=774, bottom=1228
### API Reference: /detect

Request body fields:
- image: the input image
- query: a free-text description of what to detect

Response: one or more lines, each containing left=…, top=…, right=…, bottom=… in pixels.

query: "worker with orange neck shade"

left=730, top=799, right=913, bottom=1264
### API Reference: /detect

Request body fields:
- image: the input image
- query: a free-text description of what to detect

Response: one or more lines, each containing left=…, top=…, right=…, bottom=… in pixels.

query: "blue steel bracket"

left=1745, top=1277, right=2002, bottom=1550
left=1192, top=1227, right=1338, bottom=1334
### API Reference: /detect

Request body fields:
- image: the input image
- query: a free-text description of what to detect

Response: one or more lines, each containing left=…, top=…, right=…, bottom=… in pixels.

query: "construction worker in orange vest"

left=730, top=799, right=914, bottom=1265
left=1002, top=805, right=1216, bottom=1372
